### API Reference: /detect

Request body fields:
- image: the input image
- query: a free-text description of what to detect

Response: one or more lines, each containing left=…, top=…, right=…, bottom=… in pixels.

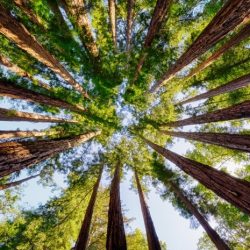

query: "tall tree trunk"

left=161, top=130, right=250, bottom=153
left=108, top=0, right=117, bottom=48
left=0, top=130, right=55, bottom=140
left=0, top=80, right=85, bottom=113
left=106, top=162, right=127, bottom=250
left=186, top=23, right=250, bottom=79
left=165, top=100, right=250, bottom=127
left=0, top=4, right=89, bottom=98
left=134, top=169, right=161, bottom=250
left=150, top=0, right=250, bottom=92
left=75, top=165, right=104, bottom=250
left=0, top=131, right=100, bottom=178
left=126, top=0, right=135, bottom=51
left=0, top=173, right=40, bottom=190
left=142, top=136, right=250, bottom=215
left=178, top=73, right=250, bottom=105
left=168, top=181, right=230, bottom=250
left=0, top=108, right=77, bottom=123
left=62, top=0, right=99, bottom=57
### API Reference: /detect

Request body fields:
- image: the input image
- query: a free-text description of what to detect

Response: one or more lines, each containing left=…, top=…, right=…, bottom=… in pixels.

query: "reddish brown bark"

left=106, top=162, right=127, bottom=250
left=0, top=4, right=89, bottom=98
left=75, top=165, right=104, bottom=250
left=142, top=136, right=250, bottom=215
left=0, top=80, right=85, bottom=113
left=108, top=0, right=117, bottom=48
left=126, top=0, right=135, bottom=51
left=150, top=0, right=250, bottom=92
left=0, top=131, right=100, bottom=178
left=0, top=108, right=77, bottom=124
left=179, top=73, right=250, bottom=105
left=135, top=169, right=161, bottom=250
left=161, top=130, right=250, bottom=153
left=0, top=130, right=55, bottom=140
left=165, top=100, right=250, bottom=127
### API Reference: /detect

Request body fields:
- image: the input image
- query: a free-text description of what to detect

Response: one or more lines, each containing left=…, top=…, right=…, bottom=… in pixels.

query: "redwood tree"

left=108, top=0, right=117, bottom=48
left=0, top=130, right=55, bottom=140
left=126, top=0, right=135, bottom=51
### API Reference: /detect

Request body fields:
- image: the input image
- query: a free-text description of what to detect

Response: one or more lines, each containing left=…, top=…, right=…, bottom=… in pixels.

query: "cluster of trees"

left=0, top=0, right=249, bottom=249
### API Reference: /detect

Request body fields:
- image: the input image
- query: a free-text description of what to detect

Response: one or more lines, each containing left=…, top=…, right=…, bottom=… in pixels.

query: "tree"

left=108, top=0, right=117, bottom=48
left=126, top=0, right=135, bottom=51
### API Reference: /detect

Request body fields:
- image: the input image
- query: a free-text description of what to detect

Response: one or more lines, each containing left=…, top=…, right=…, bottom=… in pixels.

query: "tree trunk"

left=142, top=136, right=250, bottom=215
left=126, top=0, right=135, bottom=51
left=0, top=173, right=40, bottom=190
left=75, top=165, right=104, bottom=250
left=106, top=162, right=127, bottom=250
left=150, top=0, right=250, bottom=92
left=108, top=0, right=117, bottom=48
left=161, top=130, right=250, bottom=153
left=165, top=100, right=250, bottom=127
left=0, top=130, right=55, bottom=140
left=0, top=80, right=85, bottom=113
left=186, top=23, right=250, bottom=79
left=0, top=108, right=77, bottom=123
left=169, top=181, right=230, bottom=250
left=62, top=0, right=99, bottom=57
left=0, top=131, right=100, bottom=178
left=135, top=169, right=161, bottom=250
left=0, top=4, right=89, bottom=98
left=178, top=73, right=250, bottom=105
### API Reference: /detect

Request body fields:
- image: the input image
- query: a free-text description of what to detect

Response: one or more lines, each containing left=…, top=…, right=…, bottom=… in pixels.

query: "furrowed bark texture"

left=165, top=100, right=250, bottom=127
left=75, top=165, right=104, bottom=250
left=150, top=0, right=250, bottom=92
left=143, top=137, right=250, bottom=215
left=0, top=108, right=77, bottom=123
left=126, top=0, right=135, bottom=51
left=135, top=170, right=161, bottom=250
left=179, top=73, right=250, bottom=105
left=0, top=81, right=85, bottom=113
left=0, top=130, right=55, bottom=140
left=0, top=131, right=100, bottom=178
left=108, top=0, right=117, bottom=48
left=106, top=163, right=127, bottom=250
left=161, top=130, right=250, bottom=153
left=0, top=4, right=88, bottom=98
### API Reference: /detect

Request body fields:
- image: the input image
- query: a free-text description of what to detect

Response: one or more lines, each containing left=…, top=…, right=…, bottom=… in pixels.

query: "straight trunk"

left=106, top=162, right=127, bottom=250
left=135, top=169, right=161, bottom=250
left=0, top=4, right=89, bottom=98
left=126, top=0, right=135, bottom=51
left=75, top=165, right=104, bottom=250
left=0, top=173, right=40, bottom=190
left=108, top=0, right=117, bottom=48
left=165, top=100, right=250, bottom=127
left=161, top=130, right=250, bottom=153
left=0, top=131, right=100, bottom=178
left=187, top=23, right=250, bottom=79
left=142, top=136, right=250, bottom=215
left=0, top=80, right=85, bottom=113
left=150, top=0, right=250, bottom=92
left=0, top=108, right=77, bottom=123
left=169, top=181, right=230, bottom=250
left=0, top=130, right=55, bottom=140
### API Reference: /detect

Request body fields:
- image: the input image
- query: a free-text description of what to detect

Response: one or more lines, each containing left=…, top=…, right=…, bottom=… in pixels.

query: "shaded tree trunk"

left=0, top=108, right=77, bottom=123
left=106, top=162, right=127, bottom=250
left=165, top=100, right=250, bottom=127
left=0, top=173, right=40, bottom=190
left=161, top=130, right=250, bottom=153
left=0, top=80, right=85, bottom=113
left=0, top=4, right=89, bottom=98
left=108, top=0, right=117, bottom=48
left=0, top=130, right=55, bottom=140
left=142, top=136, right=250, bottom=215
left=178, top=73, right=250, bottom=105
left=150, top=0, right=250, bottom=92
left=0, top=131, right=100, bottom=178
left=75, top=165, right=104, bottom=250
left=126, top=0, right=135, bottom=51
left=135, top=169, right=161, bottom=250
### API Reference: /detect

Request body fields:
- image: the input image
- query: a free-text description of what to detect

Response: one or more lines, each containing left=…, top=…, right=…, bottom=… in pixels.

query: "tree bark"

left=0, top=130, right=55, bottom=140
left=0, top=80, right=85, bottom=113
left=135, top=169, right=161, bottom=250
left=0, top=4, right=89, bottom=98
left=106, top=162, right=127, bottom=250
left=161, top=130, right=250, bottom=153
left=126, top=0, right=135, bottom=51
left=0, top=131, right=100, bottom=178
left=0, top=108, right=77, bottom=123
left=178, top=73, right=250, bottom=105
left=0, top=173, right=40, bottom=190
left=142, top=136, right=250, bottom=215
left=165, top=100, right=250, bottom=127
left=150, top=0, right=250, bottom=92
left=108, top=0, right=117, bottom=48
left=75, top=165, right=104, bottom=250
